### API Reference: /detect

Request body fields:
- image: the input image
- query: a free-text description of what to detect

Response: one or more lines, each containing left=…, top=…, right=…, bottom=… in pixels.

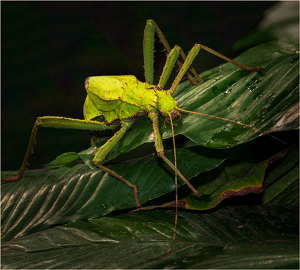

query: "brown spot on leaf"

left=268, top=151, right=287, bottom=165
left=217, top=185, right=264, bottom=204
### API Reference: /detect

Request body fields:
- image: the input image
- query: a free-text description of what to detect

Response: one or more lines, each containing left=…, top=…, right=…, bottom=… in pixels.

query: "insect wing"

left=84, top=76, right=143, bottom=122
left=83, top=96, right=102, bottom=120
left=85, top=76, right=122, bottom=112
left=86, top=76, right=123, bottom=100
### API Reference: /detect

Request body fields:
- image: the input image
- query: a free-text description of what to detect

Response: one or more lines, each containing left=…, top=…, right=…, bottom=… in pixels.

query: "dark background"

left=2, top=1, right=276, bottom=171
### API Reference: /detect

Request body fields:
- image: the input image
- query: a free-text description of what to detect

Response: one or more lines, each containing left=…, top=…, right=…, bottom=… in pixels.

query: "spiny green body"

left=84, top=75, right=177, bottom=123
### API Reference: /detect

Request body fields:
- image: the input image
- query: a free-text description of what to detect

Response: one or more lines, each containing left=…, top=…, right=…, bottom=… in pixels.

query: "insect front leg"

left=150, top=111, right=202, bottom=198
left=92, top=120, right=141, bottom=208
left=2, top=116, right=115, bottom=182
left=158, top=45, right=182, bottom=89
left=170, top=43, right=264, bottom=93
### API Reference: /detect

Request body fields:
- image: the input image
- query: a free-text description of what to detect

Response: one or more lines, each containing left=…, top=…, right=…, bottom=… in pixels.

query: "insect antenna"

left=167, top=113, right=178, bottom=254
left=176, top=107, right=287, bottom=145
left=144, top=114, right=179, bottom=264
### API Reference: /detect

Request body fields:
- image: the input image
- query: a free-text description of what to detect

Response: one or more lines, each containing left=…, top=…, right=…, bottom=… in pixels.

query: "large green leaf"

left=2, top=206, right=298, bottom=269
left=2, top=139, right=292, bottom=242
left=1, top=146, right=228, bottom=241
left=2, top=144, right=298, bottom=267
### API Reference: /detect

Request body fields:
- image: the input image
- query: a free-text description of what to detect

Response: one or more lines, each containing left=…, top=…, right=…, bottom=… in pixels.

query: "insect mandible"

left=2, top=19, right=266, bottom=254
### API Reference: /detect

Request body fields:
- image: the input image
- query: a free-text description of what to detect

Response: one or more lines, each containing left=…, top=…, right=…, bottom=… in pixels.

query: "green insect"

left=2, top=19, right=265, bottom=254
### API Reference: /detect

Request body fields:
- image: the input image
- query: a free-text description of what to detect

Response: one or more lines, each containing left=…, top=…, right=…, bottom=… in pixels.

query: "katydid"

left=3, top=19, right=268, bottom=255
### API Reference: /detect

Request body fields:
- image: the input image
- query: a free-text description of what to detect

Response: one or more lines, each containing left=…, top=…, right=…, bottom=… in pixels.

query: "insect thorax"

left=83, top=75, right=177, bottom=122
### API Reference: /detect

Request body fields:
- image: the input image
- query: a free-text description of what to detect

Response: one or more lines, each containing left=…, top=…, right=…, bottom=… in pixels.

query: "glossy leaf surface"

left=2, top=142, right=293, bottom=242
left=2, top=206, right=298, bottom=269
left=1, top=146, right=227, bottom=241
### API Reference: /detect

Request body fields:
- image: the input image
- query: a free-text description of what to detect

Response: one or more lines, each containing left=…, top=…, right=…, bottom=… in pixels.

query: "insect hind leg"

left=170, top=43, right=264, bottom=93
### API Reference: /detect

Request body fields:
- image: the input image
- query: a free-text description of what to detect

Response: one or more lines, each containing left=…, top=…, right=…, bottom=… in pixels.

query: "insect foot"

left=94, top=161, right=141, bottom=208
left=245, top=66, right=265, bottom=72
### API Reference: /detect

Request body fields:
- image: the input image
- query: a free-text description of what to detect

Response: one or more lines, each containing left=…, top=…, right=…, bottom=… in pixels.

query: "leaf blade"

left=1, top=206, right=298, bottom=269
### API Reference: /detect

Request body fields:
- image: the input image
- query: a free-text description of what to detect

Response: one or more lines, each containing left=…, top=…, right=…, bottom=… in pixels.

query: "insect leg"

left=150, top=111, right=202, bottom=198
left=170, top=43, right=264, bottom=93
left=143, top=19, right=155, bottom=84
left=150, top=19, right=203, bottom=85
left=92, top=121, right=141, bottom=207
left=143, top=19, right=201, bottom=85
left=158, top=45, right=181, bottom=89
left=2, top=116, right=115, bottom=182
